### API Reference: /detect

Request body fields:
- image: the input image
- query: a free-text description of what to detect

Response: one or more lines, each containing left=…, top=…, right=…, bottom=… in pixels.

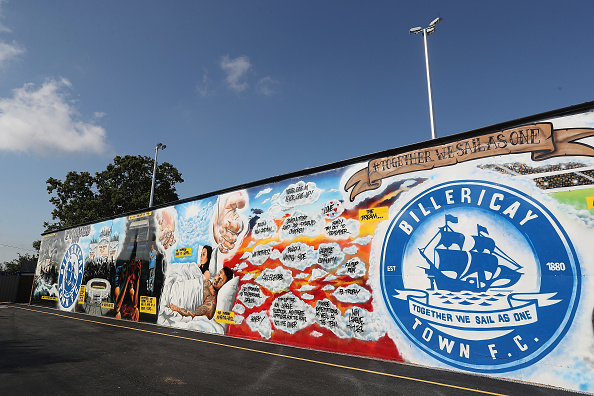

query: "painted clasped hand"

left=214, top=192, right=246, bottom=253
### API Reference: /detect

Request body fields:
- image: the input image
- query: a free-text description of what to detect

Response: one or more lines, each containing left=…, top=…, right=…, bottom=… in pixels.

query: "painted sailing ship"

left=418, top=214, right=523, bottom=292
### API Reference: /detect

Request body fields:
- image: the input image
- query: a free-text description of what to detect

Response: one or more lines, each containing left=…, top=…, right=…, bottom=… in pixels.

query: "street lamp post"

left=410, top=17, right=443, bottom=140
left=149, top=142, right=166, bottom=207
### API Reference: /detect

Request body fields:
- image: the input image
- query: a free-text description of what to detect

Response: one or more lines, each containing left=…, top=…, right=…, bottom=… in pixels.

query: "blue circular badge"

left=380, top=180, right=580, bottom=373
left=58, top=243, right=84, bottom=309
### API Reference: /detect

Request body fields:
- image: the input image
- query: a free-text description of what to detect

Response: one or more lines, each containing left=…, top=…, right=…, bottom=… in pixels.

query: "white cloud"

left=0, top=1, right=24, bottom=67
left=237, top=283, right=267, bottom=308
left=256, top=76, right=279, bottom=96
left=232, top=303, right=245, bottom=314
left=343, top=245, right=359, bottom=255
left=0, top=40, right=23, bottom=67
left=336, top=257, right=367, bottom=278
left=279, top=242, right=317, bottom=270
left=309, top=268, right=328, bottom=282
left=352, top=235, right=372, bottom=246
left=0, top=0, right=11, bottom=33
left=242, top=272, right=254, bottom=281
left=252, top=217, right=277, bottom=240
left=547, top=112, right=594, bottom=129
left=316, top=242, right=345, bottom=271
left=323, top=217, right=360, bottom=240
left=277, top=181, right=322, bottom=209
left=255, top=266, right=293, bottom=292
left=196, top=68, right=209, bottom=96
left=248, top=243, right=273, bottom=266
left=255, top=187, right=272, bottom=199
left=233, top=262, right=248, bottom=272
left=298, top=284, right=316, bottom=292
left=220, top=55, right=251, bottom=92
left=246, top=311, right=272, bottom=339
left=333, top=284, right=371, bottom=303
left=269, top=293, right=316, bottom=334
left=0, top=78, right=108, bottom=155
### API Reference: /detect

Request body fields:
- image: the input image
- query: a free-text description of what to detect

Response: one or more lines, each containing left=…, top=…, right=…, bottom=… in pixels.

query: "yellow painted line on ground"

left=12, top=305, right=507, bottom=396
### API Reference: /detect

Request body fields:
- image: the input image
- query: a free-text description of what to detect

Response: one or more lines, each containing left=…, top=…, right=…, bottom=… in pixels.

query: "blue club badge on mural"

left=58, top=243, right=85, bottom=309
left=380, top=180, right=581, bottom=373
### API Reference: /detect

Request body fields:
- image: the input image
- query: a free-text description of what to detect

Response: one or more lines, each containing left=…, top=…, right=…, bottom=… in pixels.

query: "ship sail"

left=463, top=251, right=500, bottom=288
left=419, top=216, right=523, bottom=292
left=437, top=229, right=465, bottom=249
left=435, top=248, right=469, bottom=276
left=471, top=235, right=495, bottom=253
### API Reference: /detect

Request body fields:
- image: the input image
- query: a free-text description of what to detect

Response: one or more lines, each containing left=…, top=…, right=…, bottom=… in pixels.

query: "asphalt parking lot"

left=0, top=303, right=583, bottom=395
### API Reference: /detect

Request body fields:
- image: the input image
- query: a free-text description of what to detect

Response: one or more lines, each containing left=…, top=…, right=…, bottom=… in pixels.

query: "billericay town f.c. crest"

left=380, top=180, right=580, bottom=373
left=58, top=243, right=84, bottom=309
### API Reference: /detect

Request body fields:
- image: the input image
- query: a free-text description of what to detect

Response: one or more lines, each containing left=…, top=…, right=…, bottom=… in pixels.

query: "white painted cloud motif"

left=323, top=217, right=360, bottom=239
left=280, top=242, right=317, bottom=270
left=333, top=284, right=371, bottom=303
left=255, top=267, right=293, bottom=292
left=248, top=243, right=274, bottom=266
left=336, top=257, right=367, bottom=278
left=252, top=217, right=277, bottom=240
left=237, top=283, right=268, bottom=308
left=317, top=242, right=345, bottom=270
left=279, top=210, right=324, bottom=240
left=277, top=180, right=322, bottom=209
left=269, top=292, right=316, bottom=334
left=246, top=311, right=272, bottom=339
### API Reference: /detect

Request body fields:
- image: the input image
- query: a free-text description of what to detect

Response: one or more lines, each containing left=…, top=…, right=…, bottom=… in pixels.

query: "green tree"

left=44, top=155, right=184, bottom=232
left=1, top=253, right=38, bottom=273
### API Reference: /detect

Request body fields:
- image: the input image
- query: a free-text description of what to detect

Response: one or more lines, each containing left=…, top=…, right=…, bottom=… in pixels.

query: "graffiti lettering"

left=398, top=187, right=539, bottom=235
left=64, top=225, right=91, bottom=243
left=261, top=273, right=284, bottom=281
left=372, top=150, right=433, bottom=173
left=347, top=309, right=365, bottom=333
left=252, top=248, right=271, bottom=257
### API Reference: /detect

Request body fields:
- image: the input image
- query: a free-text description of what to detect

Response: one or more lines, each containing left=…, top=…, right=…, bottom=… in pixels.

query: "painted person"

left=168, top=267, right=233, bottom=320
left=147, top=244, right=157, bottom=294
left=198, top=245, right=213, bottom=280
left=115, top=258, right=142, bottom=321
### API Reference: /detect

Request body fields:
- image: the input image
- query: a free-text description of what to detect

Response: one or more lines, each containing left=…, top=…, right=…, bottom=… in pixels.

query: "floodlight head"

left=162, top=144, right=166, bottom=150
left=409, top=26, right=423, bottom=34
left=429, top=17, right=443, bottom=28
left=426, top=27, right=435, bottom=35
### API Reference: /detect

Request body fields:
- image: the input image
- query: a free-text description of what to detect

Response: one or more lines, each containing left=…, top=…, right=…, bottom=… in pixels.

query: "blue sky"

left=0, top=0, right=593, bottom=262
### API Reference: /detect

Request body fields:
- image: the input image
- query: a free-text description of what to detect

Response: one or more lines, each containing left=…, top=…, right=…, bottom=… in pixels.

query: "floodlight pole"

left=422, top=30, right=436, bottom=140
left=149, top=142, right=166, bottom=207
left=410, top=17, right=442, bottom=140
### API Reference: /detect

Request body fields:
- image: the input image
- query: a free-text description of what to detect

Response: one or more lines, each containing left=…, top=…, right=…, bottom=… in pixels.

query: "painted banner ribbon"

left=395, top=289, right=560, bottom=330
left=345, top=123, right=594, bottom=201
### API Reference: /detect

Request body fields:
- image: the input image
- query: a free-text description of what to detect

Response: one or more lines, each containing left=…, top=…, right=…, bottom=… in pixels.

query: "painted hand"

left=214, top=192, right=246, bottom=253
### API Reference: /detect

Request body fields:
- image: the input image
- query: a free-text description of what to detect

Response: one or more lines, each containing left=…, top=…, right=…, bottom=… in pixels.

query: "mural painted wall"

left=32, top=107, right=594, bottom=393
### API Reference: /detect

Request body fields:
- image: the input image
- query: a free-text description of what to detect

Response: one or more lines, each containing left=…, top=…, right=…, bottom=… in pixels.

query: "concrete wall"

left=32, top=105, right=594, bottom=393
